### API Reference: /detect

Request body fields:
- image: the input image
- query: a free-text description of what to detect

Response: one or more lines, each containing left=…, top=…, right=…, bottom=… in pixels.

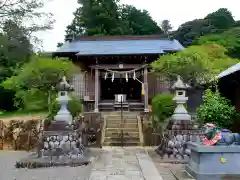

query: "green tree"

left=0, top=21, right=32, bottom=82
left=0, top=0, right=54, bottom=32
left=173, top=19, right=216, bottom=46
left=160, top=19, right=172, bottom=38
left=65, top=0, right=124, bottom=37
left=197, top=27, right=240, bottom=58
left=119, top=5, right=162, bottom=35
left=65, top=1, right=162, bottom=38
left=174, top=8, right=235, bottom=46
left=0, top=0, right=54, bottom=111
left=151, top=44, right=238, bottom=85
left=205, top=8, right=235, bottom=30
left=2, top=56, right=77, bottom=110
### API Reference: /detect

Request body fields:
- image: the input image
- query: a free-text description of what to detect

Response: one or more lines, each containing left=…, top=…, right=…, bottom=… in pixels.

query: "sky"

left=37, top=0, right=240, bottom=52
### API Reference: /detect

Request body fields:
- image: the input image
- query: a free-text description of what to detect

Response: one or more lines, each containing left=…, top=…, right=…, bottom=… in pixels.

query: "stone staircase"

left=102, top=112, right=143, bottom=146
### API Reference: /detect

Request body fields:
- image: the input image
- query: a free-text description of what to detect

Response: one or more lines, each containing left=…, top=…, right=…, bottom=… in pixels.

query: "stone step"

left=103, top=112, right=140, bottom=116
left=104, top=137, right=140, bottom=142
left=107, top=116, right=137, bottom=121
left=106, top=119, right=138, bottom=123
left=106, top=114, right=137, bottom=117
left=102, top=141, right=140, bottom=146
left=106, top=122, right=138, bottom=128
left=105, top=131, right=139, bottom=138
left=105, top=127, right=139, bottom=133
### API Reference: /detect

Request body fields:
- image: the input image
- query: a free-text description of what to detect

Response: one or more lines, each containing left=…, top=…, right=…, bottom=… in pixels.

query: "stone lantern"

left=54, top=76, right=74, bottom=124
left=171, top=75, right=191, bottom=121
left=155, top=76, right=201, bottom=163
left=15, top=76, right=90, bottom=169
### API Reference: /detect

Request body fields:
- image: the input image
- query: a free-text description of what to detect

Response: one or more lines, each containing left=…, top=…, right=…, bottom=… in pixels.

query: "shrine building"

left=52, top=35, right=184, bottom=112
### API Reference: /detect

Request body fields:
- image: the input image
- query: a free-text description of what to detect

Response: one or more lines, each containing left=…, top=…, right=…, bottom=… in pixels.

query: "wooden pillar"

left=94, top=68, right=99, bottom=112
left=144, top=67, right=149, bottom=112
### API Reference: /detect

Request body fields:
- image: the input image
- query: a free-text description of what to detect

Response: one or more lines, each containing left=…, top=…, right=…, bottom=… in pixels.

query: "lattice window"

left=157, top=75, right=171, bottom=93
left=72, top=73, right=85, bottom=99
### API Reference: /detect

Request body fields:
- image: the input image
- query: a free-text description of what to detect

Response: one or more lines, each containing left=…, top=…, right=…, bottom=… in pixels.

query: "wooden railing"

left=139, top=112, right=163, bottom=146
left=137, top=116, right=144, bottom=146
left=101, top=116, right=107, bottom=146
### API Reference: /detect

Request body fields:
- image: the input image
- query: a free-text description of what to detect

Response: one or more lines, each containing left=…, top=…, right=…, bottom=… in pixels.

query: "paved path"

left=89, top=147, right=163, bottom=180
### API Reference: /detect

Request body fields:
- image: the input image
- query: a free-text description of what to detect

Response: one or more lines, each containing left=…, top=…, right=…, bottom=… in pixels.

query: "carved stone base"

left=15, top=118, right=90, bottom=169
left=156, top=119, right=201, bottom=163
left=15, top=152, right=90, bottom=169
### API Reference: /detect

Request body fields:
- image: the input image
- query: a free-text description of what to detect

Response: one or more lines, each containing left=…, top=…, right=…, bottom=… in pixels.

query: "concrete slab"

left=136, top=149, right=163, bottom=180
left=89, top=147, right=164, bottom=180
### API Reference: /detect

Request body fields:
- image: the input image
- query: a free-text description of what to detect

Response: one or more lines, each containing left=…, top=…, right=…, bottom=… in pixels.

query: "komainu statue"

left=201, top=123, right=240, bottom=146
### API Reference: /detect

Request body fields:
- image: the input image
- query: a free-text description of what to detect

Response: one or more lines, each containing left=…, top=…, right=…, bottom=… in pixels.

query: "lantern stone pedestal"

left=15, top=77, right=91, bottom=169
left=156, top=76, right=201, bottom=163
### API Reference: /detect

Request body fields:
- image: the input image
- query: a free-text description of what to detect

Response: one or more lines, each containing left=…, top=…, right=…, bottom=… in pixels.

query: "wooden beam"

left=89, top=64, right=148, bottom=69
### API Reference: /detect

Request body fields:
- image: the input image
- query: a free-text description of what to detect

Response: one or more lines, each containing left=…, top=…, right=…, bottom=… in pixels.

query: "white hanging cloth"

left=104, top=72, right=108, bottom=80
left=133, top=71, right=136, bottom=80
left=111, top=73, right=114, bottom=82
left=125, top=73, right=128, bottom=82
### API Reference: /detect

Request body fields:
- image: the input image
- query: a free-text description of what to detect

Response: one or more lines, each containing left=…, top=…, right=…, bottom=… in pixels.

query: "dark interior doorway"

left=100, top=77, right=142, bottom=101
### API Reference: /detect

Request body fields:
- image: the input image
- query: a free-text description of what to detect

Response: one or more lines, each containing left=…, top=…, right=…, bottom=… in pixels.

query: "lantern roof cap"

left=55, top=76, right=74, bottom=91
left=171, top=75, right=189, bottom=90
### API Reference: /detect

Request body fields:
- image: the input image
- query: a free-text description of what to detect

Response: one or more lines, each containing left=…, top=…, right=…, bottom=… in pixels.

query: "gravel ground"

left=0, top=150, right=101, bottom=180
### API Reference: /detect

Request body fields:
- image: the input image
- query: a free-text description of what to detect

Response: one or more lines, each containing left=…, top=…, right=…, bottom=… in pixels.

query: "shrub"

left=197, top=89, right=238, bottom=129
left=14, top=88, right=56, bottom=111
left=48, top=94, right=82, bottom=120
left=151, top=93, right=176, bottom=127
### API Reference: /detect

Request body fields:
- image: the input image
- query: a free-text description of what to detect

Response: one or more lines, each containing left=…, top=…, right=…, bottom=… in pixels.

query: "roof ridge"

left=72, top=35, right=170, bottom=41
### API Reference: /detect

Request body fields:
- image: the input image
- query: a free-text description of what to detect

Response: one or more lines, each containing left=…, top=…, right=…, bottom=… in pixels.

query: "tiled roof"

left=217, top=63, right=240, bottom=78
left=55, top=39, right=184, bottom=55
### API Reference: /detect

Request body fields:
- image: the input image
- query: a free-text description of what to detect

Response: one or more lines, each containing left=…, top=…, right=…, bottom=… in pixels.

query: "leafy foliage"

left=0, top=0, right=54, bottom=32
left=2, top=56, right=76, bottom=90
left=65, top=1, right=162, bottom=38
left=0, top=21, right=33, bottom=110
left=197, top=27, right=240, bottom=58
left=2, top=56, right=77, bottom=110
left=151, top=44, right=238, bottom=85
left=159, top=19, right=172, bottom=37
left=0, top=21, right=32, bottom=81
left=205, top=8, right=235, bottom=30
left=197, top=89, right=238, bottom=129
left=151, top=93, right=176, bottom=125
left=118, top=5, right=162, bottom=35
left=65, top=0, right=123, bottom=36
left=174, top=8, right=236, bottom=46
left=0, top=0, right=54, bottom=111
left=173, top=19, right=216, bottom=46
